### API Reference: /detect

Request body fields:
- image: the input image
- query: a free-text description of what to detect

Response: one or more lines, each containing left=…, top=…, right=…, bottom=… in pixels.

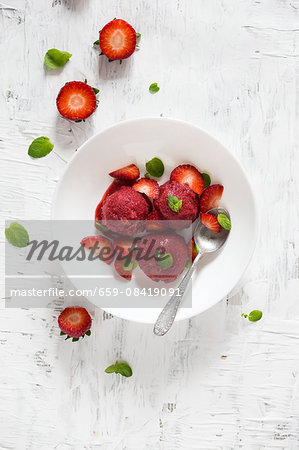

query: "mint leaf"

left=5, top=222, right=29, bottom=248
left=95, top=222, right=109, bottom=233
left=202, top=173, right=211, bottom=188
left=154, top=249, right=165, bottom=260
left=122, top=259, right=138, bottom=271
left=115, top=362, right=133, bottom=377
left=186, top=260, right=192, bottom=269
left=93, top=39, right=99, bottom=45
left=145, top=157, right=164, bottom=178
left=105, top=361, right=133, bottom=377
left=167, top=195, right=182, bottom=213
left=217, top=213, right=231, bottom=230
left=136, top=32, right=141, bottom=39
left=248, top=310, right=263, bottom=322
left=105, top=364, right=116, bottom=373
left=28, top=136, right=54, bottom=158
left=44, top=48, right=72, bottom=69
left=155, top=252, right=173, bottom=270
left=92, top=87, right=100, bottom=94
left=149, top=82, right=160, bottom=93
left=241, top=310, right=263, bottom=322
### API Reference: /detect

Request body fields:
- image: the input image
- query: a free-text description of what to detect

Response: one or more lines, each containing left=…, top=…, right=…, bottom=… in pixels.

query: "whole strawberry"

left=58, top=307, right=92, bottom=341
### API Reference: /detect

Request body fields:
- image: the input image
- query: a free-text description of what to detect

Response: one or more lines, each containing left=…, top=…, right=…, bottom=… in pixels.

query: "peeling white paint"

left=0, top=0, right=298, bottom=448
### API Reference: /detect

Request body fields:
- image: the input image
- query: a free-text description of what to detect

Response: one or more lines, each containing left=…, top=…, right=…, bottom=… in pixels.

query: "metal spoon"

left=153, top=207, right=231, bottom=336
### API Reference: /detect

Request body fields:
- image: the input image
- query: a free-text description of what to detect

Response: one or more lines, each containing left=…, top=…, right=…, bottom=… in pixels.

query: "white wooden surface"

left=0, top=0, right=299, bottom=448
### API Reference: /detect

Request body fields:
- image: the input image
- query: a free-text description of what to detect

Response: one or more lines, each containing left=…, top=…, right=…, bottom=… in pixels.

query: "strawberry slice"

left=95, top=181, right=120, bottom=222
left=200, top=213, right=221, bottom=233
left=80, top=235, right=114, bottom=264
left=114, top=258, right=137, bottom=280
left=56, top=81, right=97, bottom=121
left=58, top=307, right=92, bottom=339
left=188, top=237, right=199, bottom=262
left=133, top=178, right=159, bottom=199
left=113, top=238, right=137, bottom=280
left=146, top=210, right=165, bottom=231
left=100, top=19, right=136, bottom=61
left=170, top=164, right=205, bottom=196
left=109, top=164, right=140, bottom=181
left=199, top=184, right=224, bottom=213
left=95, top=179, right=134, bottom=221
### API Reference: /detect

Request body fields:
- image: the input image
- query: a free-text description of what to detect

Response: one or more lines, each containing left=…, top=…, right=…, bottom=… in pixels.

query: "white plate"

left=52, top=118, right=258, bottom=323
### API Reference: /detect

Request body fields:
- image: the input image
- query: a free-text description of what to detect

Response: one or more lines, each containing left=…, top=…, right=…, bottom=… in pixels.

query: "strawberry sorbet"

left=154, top=180, right=200, bottom=227
left=138, top=233, right=189, bottom=283
left=102, top=186, right=150, bottom=236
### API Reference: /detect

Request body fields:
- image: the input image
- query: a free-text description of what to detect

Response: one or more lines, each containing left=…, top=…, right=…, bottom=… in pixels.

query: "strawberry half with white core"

left=200, top=213, right=221, bottom=233
left=133, top=178, right=160, bottom=199
left=58, top=307, right=92, bottom=340
left=80, top=235, right=114, bottom=264
left=56, top=81, right=97, bottom=121
left=109, top=164, right=140, bottom=180
left=170, top=164, right=205, bottom=196
left=100, top=19, right=136, bottom=61
left=114, top=238, right=137, bottom=280
left=114, top=258, right=137, bottom=280
left=188, top=237, right=199, bottom=262
left=199, top=184, right=224, bottom=213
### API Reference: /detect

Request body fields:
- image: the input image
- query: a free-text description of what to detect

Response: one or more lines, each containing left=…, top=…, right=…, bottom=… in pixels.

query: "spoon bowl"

left=194, top=207, right=231, bottom=254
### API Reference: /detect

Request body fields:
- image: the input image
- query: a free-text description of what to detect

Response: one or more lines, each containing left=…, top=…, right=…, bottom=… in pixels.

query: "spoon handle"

left=153, top=253, right=202, bottom=336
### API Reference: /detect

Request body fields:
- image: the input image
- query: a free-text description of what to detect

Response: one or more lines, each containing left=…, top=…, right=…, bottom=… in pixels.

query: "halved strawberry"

left=146, top=210, right=165, bottom=231
left=56, top=81, right=97, bottom=121
left=58, top=307, right=92, bottom=339
left=100, top=19, right=136, bottom=61
left=200, top=213, right=221, bottom=233
left=95, top=182, right=118, bottom=222
left=170, top=164, right=205, bottom=196
left=113, top=238, right=137, bottom=280
left=109, top=164, right=140, bottom=180
left=133, top=178, right=159, bottom=199
left=95, top=179, right=134, bottom=221
left=188, top=237, right=199, bottom=262
left=199, top=184, right=224, bottom=213
left=114, top=258, right=137, bottom=280
left=80, top=235, right=114, bottom=264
